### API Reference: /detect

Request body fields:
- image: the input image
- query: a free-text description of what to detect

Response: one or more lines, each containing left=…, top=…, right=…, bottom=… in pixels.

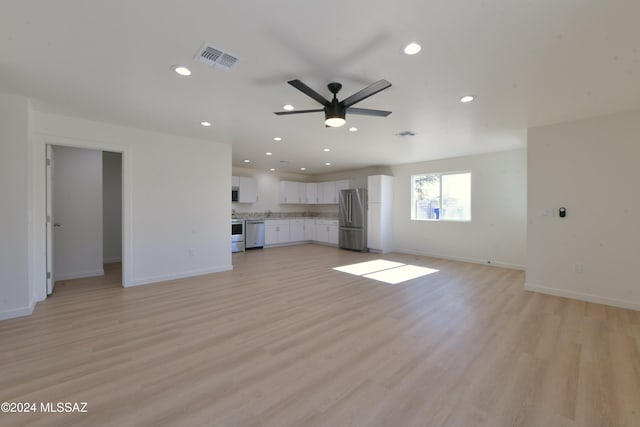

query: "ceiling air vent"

left=194, top=43, right=239, bottom=71
left=395, top=131, right=416, bottom=137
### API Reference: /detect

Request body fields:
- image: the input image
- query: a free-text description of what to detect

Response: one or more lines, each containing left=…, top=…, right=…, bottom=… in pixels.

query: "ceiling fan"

left=274, top=79, right=392, bottom=127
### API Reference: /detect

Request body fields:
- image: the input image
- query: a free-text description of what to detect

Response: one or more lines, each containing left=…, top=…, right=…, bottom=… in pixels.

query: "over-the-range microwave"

left=231, top=186, right=239, bottom=202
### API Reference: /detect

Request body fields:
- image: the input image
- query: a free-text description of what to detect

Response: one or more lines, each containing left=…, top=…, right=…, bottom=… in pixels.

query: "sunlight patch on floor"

left=333, top=259, right=439, bottom=284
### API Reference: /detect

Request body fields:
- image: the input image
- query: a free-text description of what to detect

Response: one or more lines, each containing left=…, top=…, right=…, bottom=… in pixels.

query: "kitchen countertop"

left=232, top=212, right=338, bottom=220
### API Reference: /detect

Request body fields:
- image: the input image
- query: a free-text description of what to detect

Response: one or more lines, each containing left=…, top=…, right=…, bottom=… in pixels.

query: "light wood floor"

left=1, top=245, right=639, bottom=427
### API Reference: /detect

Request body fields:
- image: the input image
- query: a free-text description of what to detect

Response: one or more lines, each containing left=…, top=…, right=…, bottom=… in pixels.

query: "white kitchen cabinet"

left=290, top=219, right=306, bottom=242
left=265, top=220, right=290, bottom=245
left=367, top=175, right=393, bottom=253
left=335, top=179, right=352, bottom=195
left=232, top=176, right=240, bottom=187
left=314, top=220, right=338, bottom=245
left=304, top=219, right=315, bottom=241
left=238, top=176, right=257, bottom=203
left=319, top=181, right=336, bottom=204
left=328, top=222, right=339, bottom=245
left=280, top=181, right=303, bottom=204
left=305, top=182, right=318, bottom=204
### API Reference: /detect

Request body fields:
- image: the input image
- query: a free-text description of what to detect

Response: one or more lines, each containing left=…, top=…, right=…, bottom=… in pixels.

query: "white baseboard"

left=524, top=282, right=640, bottom=311
left=126, top=265, right=233, bottom=288
left=393, top=248, right=526, bottom=271
left=0, top=301, right=35, bottom=321
left=103, top=257, right=122, bottom=264
left=55, top=269, right=105, bottom=281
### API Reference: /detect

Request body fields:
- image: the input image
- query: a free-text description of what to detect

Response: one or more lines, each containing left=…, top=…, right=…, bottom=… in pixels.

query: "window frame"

left=410, top=171, right=472, bottom=222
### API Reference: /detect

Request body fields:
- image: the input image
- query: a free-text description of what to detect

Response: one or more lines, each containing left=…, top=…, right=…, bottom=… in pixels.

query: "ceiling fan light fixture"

left=325, top=117, right=346, bottom=127
left=460, top=95, right=476, bottom=103
left=282, top=104, right=294, bottom=111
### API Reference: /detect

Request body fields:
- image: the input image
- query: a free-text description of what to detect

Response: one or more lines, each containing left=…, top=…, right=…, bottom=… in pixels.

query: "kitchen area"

left=231, top=170, right=393, bottom=255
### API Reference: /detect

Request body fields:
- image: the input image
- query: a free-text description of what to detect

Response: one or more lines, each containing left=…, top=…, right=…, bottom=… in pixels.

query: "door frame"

left=45, top=144, right=54, bottom=294
left=33, top=133, right=130, bottom=301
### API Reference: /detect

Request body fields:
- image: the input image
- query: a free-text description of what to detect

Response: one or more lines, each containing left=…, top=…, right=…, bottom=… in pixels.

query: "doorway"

left=46, top=145, right=123, bottom=295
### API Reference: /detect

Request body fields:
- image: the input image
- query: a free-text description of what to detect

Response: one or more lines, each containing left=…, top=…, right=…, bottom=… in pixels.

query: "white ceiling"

left=2, top=1, right=639, bottom=174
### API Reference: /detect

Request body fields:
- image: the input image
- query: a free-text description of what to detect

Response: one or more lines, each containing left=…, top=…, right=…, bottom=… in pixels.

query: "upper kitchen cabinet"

left=304, top=182, right=317, bottom=204
left=238, top=176, right=257, bottom=203
left=335, top=180, right=352, bottom=195
left=318, top=180, right=353, bottom=204
left=319, top=181, right=336, bottom=204
left=232, top=175, right=257, bottom=203
left=279, top=180, right=303, bottom=204
left=279, top=179, right=353, bottom=205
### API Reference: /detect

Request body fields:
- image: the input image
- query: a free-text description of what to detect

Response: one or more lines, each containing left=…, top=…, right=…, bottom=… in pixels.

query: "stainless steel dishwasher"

left=245, top=220, right=265, bottom=249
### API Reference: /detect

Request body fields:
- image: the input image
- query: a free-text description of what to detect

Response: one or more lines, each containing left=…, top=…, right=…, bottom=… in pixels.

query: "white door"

left=46, top=145, right=55, bottom=294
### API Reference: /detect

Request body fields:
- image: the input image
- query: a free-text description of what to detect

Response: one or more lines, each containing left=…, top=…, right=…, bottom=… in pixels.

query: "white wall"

left=526, top=109, right=640, bottom=310
left=0, top=94, right=33, bottom=319
left=389, top=149, right=527, bottom=269
left=103, top=151, right=122, bottom=263
left=30, top=111, right=232, bottom=302
left=52, top=145, right=103, bottom=280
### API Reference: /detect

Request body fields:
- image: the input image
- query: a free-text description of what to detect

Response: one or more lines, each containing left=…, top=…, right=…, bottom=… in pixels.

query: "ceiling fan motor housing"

left=325, top=98, right=345, bottom=120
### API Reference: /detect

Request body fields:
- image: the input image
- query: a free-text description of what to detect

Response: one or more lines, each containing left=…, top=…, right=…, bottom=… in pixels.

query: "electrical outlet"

left=189, top=248, right=196, bottom=257
left=573, top=263, right=583, bottom=273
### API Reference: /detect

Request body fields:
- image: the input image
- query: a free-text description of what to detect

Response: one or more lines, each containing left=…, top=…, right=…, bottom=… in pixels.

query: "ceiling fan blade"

left=288, top=80, right=330, bottom=106
left=341, top=79, right=392, bottom=108
left=274, top=108, right=325, bottom=115
left=347, top=107, right=392, bottom=117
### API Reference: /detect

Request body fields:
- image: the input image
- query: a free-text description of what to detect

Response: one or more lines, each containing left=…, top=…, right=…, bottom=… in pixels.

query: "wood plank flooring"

left=1, top=245, right=639, bottom=426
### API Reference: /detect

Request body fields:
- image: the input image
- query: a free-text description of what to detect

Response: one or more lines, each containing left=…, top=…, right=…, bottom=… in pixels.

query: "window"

left=411, top=172, right=471, bottom=221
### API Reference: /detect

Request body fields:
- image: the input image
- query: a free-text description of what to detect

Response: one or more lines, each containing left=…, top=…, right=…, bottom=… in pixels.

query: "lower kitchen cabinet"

left=264, top=218, right=338, bottom=247
left=265, top=220, right=290, bottom=245
left=314, top=220, right=339, bottom=245
left=304, top=219, right=315, bottom=241
left=290, top=220, right=305, bottom=242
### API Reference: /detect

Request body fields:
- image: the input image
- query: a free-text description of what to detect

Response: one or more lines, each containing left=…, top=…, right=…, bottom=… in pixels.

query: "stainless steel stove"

left=231, top=219, right=245, bottom=252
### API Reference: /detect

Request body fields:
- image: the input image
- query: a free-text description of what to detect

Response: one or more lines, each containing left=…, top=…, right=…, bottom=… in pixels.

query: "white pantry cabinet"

left=367, top=175, right=393, bottom=253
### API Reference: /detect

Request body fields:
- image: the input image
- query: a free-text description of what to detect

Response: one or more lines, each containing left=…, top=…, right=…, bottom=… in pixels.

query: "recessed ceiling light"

left=460, top=95, right=476, bottom=103
left=404, top=42, right=421, bottom=55
left=323, top=148, right=331, bottom=152
left=300, top=167, right=306, bottom=171
left=349, top=127, right=358, bottom=132
left=325, top=162, right=332, bottom=166
left=172, top=65, right=192, bottom=76
left=200, top=121, right=212, bottom=127
left=273, top=137, right=282, bottom=141
left=243, top=159, right=250, bottom=163
left=265, top=152, right=272, bottom=156
left=282, top=105, right=294, bottom=111
left=270, top=168, right=276, bottom=171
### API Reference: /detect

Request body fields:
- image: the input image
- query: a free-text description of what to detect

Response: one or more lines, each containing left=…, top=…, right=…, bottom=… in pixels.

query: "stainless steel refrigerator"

left=339, top=188, right=368, bottom=252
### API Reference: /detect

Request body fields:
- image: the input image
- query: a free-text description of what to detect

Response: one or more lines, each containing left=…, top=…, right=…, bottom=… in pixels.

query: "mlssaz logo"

left=40, top=402, right=88, bottom=413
